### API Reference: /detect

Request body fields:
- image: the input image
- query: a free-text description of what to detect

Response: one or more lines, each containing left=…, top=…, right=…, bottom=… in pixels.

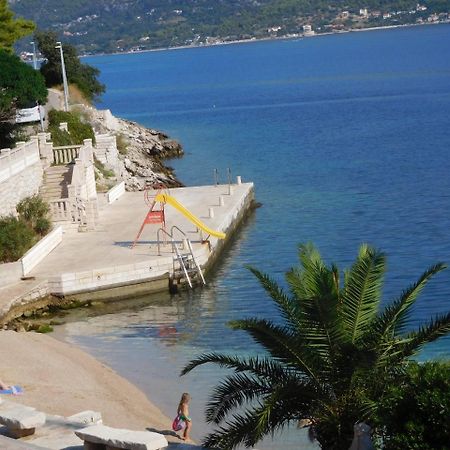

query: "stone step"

left=44, top=175, right=67, bottom=182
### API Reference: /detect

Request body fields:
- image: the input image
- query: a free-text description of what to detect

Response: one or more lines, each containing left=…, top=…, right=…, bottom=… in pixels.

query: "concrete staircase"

left=40, top=165, right=72, bottom=201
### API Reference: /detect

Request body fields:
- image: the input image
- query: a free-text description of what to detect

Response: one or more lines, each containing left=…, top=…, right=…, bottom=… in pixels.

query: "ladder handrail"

left=157, top=227, right=178, bottom=256
left=186, top=239, right=206, bottom=285
left=173, top=244, right=192, bottom=288
left=157, top=227, right=206, bottom=288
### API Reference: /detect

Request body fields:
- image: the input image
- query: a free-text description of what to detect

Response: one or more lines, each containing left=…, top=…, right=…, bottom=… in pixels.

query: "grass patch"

left=48, top=109, right=95, bottom=146
left=116, top=133, right=129, bottom=155
left=94, top=156, right=115, bottom=178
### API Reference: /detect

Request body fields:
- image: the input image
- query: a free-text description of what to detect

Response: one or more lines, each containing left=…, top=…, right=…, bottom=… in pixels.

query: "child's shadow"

left=146, top=426, right=180, bottom=438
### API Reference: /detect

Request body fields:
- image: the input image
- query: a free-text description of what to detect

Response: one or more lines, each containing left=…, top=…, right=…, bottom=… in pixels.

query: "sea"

left=61, top=24, right=450, bottom=448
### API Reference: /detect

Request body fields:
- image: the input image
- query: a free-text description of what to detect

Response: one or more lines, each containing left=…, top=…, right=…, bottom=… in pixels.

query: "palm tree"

left=182, top=243, right=450, bottom=450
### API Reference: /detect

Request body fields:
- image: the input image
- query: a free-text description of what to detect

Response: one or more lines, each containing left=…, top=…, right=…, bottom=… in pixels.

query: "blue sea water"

left=64, top=25, right=450, bottom=448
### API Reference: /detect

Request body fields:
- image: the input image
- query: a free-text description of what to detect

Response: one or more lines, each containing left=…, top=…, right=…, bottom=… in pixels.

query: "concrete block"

left=21, top=226, right=63, bottom=276
left=75, top=424, right=168, bottom=450
left=0, top=405, right=46, bottom=438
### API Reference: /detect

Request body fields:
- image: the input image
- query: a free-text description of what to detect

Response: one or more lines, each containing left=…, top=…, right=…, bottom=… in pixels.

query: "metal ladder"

left=157, top=226, right=206, bottom=289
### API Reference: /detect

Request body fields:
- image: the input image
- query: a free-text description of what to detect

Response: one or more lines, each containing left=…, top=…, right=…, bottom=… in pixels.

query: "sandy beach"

left=0, top=330, right=177, bottom=437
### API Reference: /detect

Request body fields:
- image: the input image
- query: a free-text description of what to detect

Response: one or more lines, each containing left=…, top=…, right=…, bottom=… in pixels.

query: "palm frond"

left=287, top=243, right=342, bottom=362
left=372, top=263, right=446, bottom=340
left=388, top=312, right=450, bottom=363
left=229, top=318, right=323, bottom=383
left=205, top=372, right=271, bottom=424
left=181, top=352, right=289, bottom=380
left=246, top=265, right=301, bottom=331
left=341, top=244, right=386, bottom=344
left=203, top=379, right=320, bottom=449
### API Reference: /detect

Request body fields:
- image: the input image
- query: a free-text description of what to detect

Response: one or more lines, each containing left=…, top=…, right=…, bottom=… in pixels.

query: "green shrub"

left=0, top=216, right=36, bottom=262
left=17, top=195, right=51, bottom=236
left=35, top=324, right=53, bottom=333
left=374, top=361, right=450, bottom=450
left=94, top=157, right=115, bottom=178
left=116, top=133, right=129, bottom=155
left=48, top=109, right=95, bottom=146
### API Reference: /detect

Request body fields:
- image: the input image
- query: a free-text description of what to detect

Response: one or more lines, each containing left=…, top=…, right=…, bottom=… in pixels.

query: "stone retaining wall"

left=0, top=140, right=43, bottom=217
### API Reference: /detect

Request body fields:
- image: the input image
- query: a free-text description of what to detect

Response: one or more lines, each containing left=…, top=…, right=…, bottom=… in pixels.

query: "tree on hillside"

left=0, top=0, right=35, bottom=53
left=182, top=243, right=450, bottom=450
left=35, top=30, right=105, bottom=102
left=0, top=49, right=47, bottom=147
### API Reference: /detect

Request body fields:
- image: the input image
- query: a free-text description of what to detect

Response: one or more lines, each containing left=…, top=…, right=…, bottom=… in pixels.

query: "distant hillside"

left=10, top=0, right=450, bottom=54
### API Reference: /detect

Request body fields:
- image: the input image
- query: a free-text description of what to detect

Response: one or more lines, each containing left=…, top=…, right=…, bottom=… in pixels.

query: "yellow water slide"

left=155, top=193, right=226, bottom=239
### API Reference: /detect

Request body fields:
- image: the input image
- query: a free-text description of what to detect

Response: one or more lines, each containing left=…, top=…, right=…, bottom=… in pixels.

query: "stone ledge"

left=75, top=424, right=168, bottom=450
left=0, top=404, right=46, bottom=438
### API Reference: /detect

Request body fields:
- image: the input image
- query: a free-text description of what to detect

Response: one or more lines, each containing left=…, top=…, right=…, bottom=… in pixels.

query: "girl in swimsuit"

left=177, top=392, right=192, bottom=441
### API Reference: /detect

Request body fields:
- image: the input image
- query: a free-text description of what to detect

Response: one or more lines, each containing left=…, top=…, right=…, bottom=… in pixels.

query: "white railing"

left=48, top=197, right=87, bottom=226
left=49, top=139, right=97, bottom=228
left=0, top=139, right=40, bottom=184
left=52, top=144, right=81, bottom=165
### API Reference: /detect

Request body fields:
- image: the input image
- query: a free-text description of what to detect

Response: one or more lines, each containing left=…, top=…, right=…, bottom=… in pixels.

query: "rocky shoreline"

left=76, top=103, right=185, bottom=191
left=114, top=117, right=184, bottom=190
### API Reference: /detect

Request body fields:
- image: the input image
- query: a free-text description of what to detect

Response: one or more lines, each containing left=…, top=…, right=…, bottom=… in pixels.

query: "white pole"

left=30, top=41, right=37, bottom=70
left=56, top=42, right=69, bottom=112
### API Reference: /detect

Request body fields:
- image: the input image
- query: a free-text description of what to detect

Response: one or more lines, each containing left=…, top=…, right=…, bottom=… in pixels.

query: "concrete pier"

left=0, top=182, right=254, bottom=323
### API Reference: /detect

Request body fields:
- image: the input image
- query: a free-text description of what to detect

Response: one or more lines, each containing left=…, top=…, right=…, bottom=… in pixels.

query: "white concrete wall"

left=21, top=226, right=63, bottom=276
left=47, top=257, right=173, bottom=295
left=107, top=182, right=125, bottom=203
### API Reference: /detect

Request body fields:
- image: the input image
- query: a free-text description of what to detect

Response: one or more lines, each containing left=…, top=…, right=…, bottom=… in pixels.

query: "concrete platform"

left=29, top=183, right=254, bottom=297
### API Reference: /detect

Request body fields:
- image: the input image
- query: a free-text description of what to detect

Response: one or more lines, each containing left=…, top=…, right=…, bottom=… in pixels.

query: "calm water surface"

left=63, top=25, right=450, bottom=448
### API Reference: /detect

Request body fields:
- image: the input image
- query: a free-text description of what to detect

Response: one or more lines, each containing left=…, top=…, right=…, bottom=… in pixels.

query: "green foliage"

left=0, top=195, right=51, bottom=262
left=94, top=157, right=114, bottom=178
left=182, top=243, right=450, bottom=450
left=0, top=0, right=34, bottom=53
left=48, top=109, right=95, bottom=145
left=8, top=0, right=450, bottom=53
left=35, top=324, right=54, bottom=333
left=35, top=30, right=105, bottom=101
left=0, top=49, right=47, bottom=146
left=115, top=133, right=128, bottom=155
left=17, top=195, right=51, bottom=236
left=374, top=361, right=450, bottom=450
left=0, top=216, right=36, bottom=262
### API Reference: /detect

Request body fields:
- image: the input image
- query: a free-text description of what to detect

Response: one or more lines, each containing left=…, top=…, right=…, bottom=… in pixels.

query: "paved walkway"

left=32, top=183, right=251, bottom=278
left=32, top=185, right=241, bottom=278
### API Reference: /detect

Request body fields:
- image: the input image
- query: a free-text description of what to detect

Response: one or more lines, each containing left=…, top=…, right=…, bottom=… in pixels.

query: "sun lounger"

left=75, top=424, right=168, bottom=450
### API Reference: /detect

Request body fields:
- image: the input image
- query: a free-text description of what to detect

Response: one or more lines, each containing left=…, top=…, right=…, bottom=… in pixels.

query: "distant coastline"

left=82, top=21, right=450, bottom=59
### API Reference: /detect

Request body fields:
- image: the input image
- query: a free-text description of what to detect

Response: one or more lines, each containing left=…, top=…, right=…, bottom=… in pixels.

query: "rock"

left=75, top=105, right=184, bottom=191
